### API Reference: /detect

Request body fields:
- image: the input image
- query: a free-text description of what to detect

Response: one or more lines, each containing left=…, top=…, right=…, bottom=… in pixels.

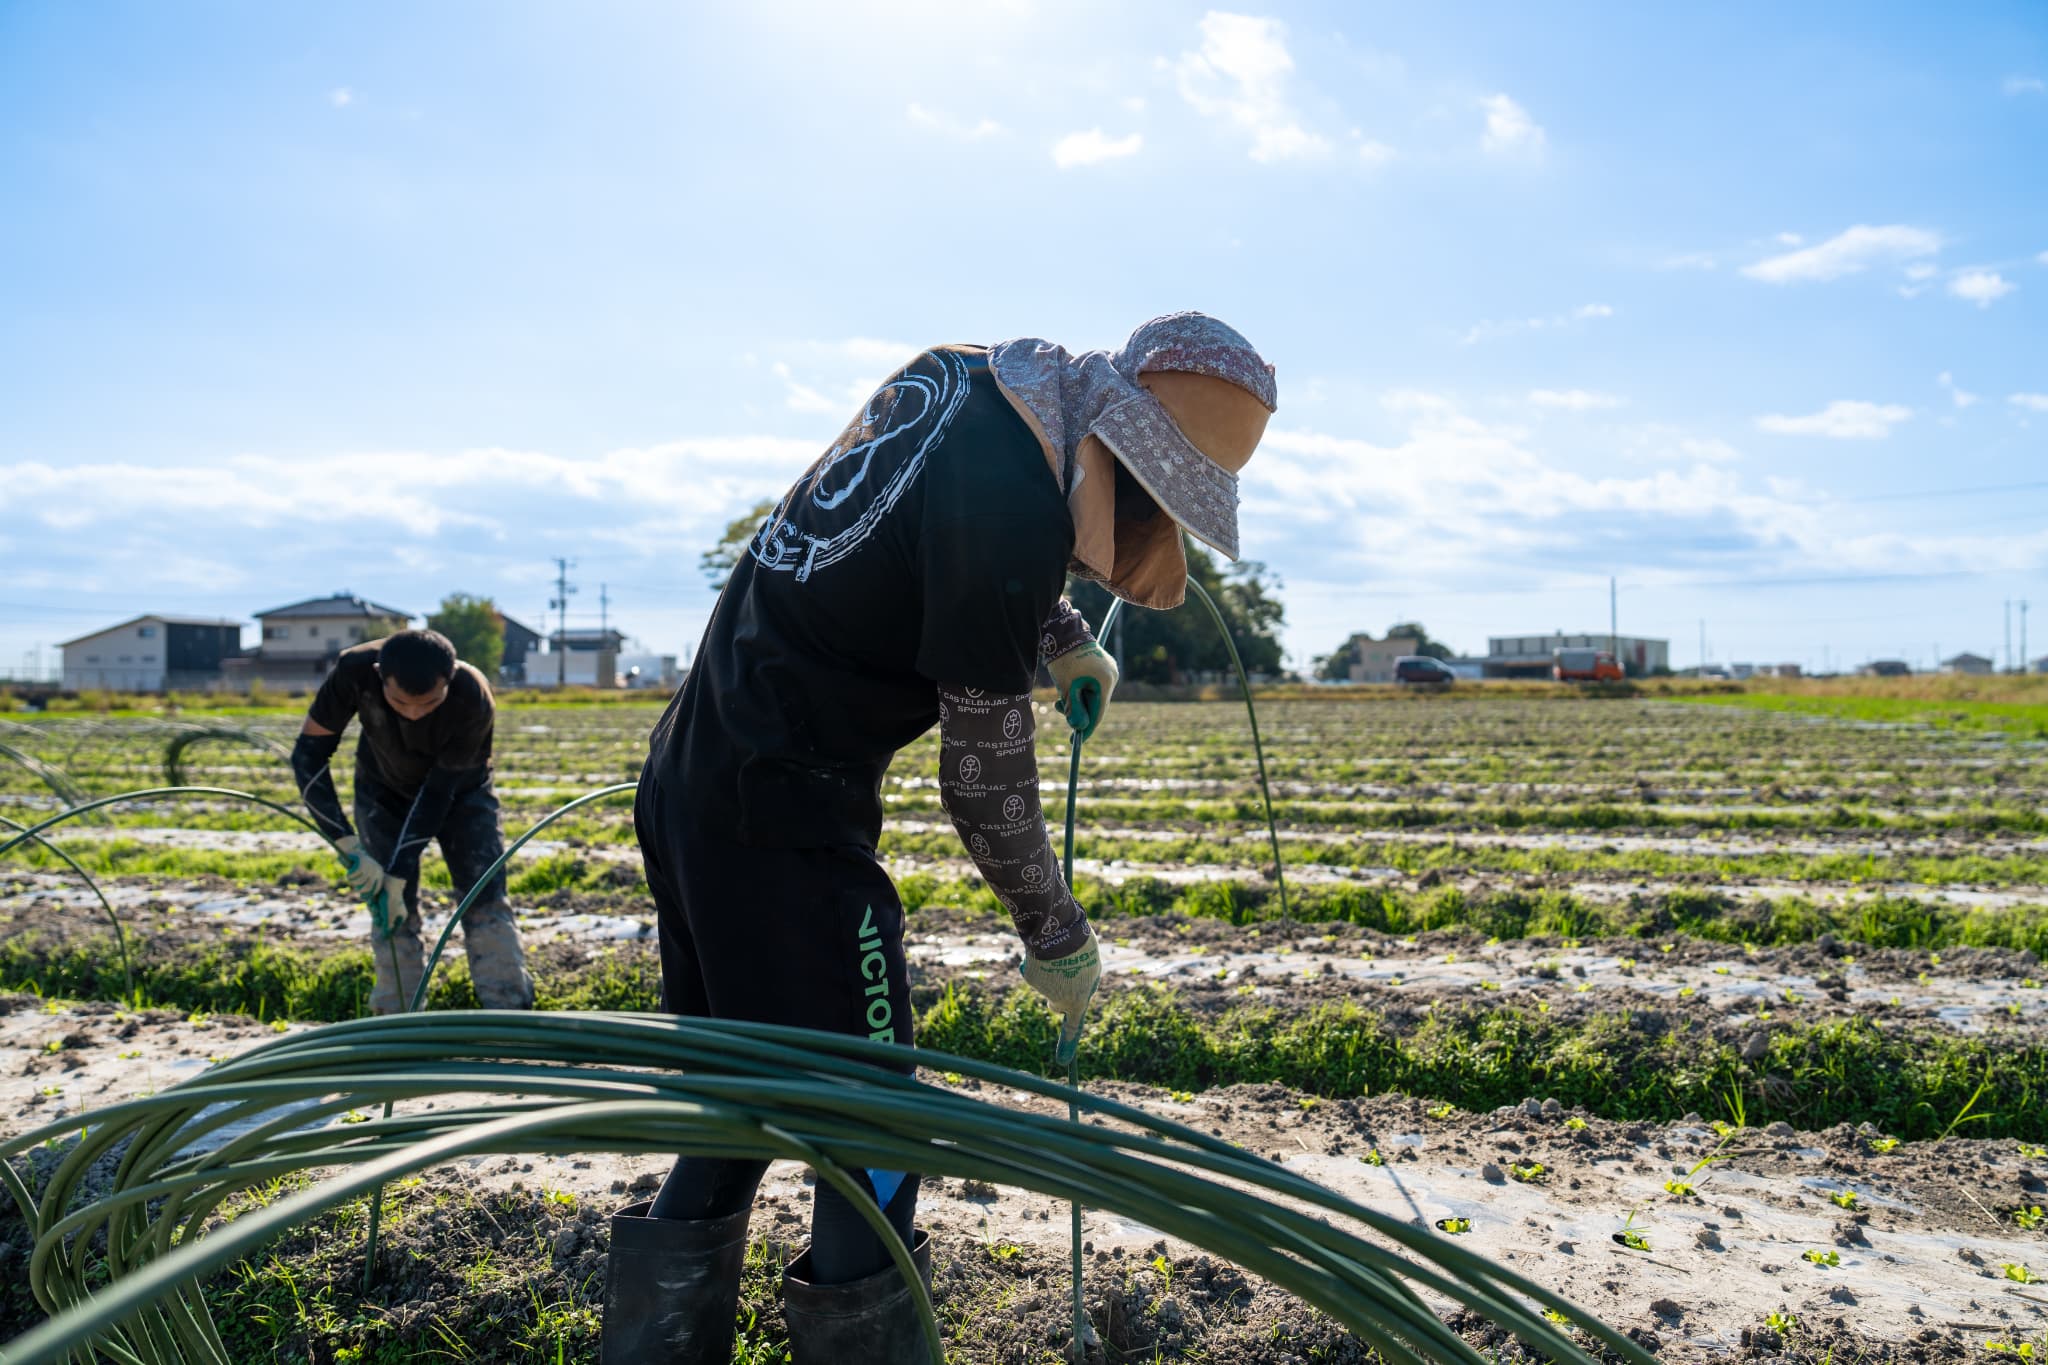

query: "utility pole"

left=1609, top=576, right=1618, bottom=661
left=1698, top=619, right=1706, bottom=672
left=550, top=557, right=577, bottom=687
left=599, top=583, right=611, bottom=636
left=2022, top=600, right=2030, bottom=674
left=2007, top=600, right=2014, bottom=673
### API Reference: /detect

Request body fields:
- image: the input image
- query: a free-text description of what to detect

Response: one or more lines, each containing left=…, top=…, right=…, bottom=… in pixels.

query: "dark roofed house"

left=223, top=592, right=413, bottom=690
left=497, top=613, right=543, bottom=684
left=60, top=615, right=243, bottom=692
left=1940, top=652, right=1994, bottom=676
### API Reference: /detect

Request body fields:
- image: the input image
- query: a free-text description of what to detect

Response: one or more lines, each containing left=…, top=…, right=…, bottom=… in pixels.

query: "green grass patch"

left=1677, top=691, right=2048, bottom=740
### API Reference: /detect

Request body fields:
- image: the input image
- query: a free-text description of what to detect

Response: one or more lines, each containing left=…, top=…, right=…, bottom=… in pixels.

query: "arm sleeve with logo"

left=936, top=684, right=1089, bottom=960
left=1037, top=597, right=1095, bottom=664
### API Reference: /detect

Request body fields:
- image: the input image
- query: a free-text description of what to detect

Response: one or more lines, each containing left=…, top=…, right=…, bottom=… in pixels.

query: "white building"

left=1941, top=652, right=1994, bottom=676
left=1485, top=633, right=1670, bottom=677
left=60, top=615, right=243, bottom=692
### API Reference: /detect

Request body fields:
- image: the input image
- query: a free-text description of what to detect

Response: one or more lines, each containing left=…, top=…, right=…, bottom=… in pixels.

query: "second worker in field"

left=288, top=628, right=535, bottom=1015
left=611, top=311, right=1278, bottom=1364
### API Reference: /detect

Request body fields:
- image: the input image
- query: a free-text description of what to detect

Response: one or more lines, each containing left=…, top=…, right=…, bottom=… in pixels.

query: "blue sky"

left=3, top=1, right=2044, bottom=676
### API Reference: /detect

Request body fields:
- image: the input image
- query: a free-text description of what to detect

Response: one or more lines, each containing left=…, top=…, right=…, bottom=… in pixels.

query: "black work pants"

left=633, top=773, right=917, bottom=1283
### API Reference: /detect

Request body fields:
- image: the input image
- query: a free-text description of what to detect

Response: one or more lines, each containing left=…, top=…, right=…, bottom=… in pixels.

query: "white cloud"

left=1529, top=389, right=1623, bottom=411
left=1775, top=232, right=1803, bottom=246
left=2011, top=393, right=2048, bottom=413
left=1174, top=12, right=1329, bottom=162
left=1948, top=270, right=2015, bottom=307
left=1051, top=128, right=1143, bottom=168
left=1460, top=302, right=1614, bottom=345
left=1938, top=371, right=1979, bottom=408
left=906, top=103, right=1002, bottom=140
left=1904, top=263, right=1939, bottom=282
left=1756, top=400, right=1912, bottom=439
left=2039, top=250, right=2048, bottom=266
left=771, top=362, right=839, bottom=415
left=329, top=87, right=353, bottom=108
left=1479, top=93, right=1545, bottom=157
left=1660, top=252, right=1717, bottom=271
left=1123, top=96, right=1148, bottom=113
left=1740, top=224, right=1941, bottom=284
left=1355, top=138, right=1397, bottom=166
left=2005, top=75, right=2046, bottom=95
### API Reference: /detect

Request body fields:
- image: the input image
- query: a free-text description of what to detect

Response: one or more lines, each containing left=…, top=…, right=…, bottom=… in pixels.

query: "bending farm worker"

left=609, top=311, right=1275, bottom=1364
left=289, top=627, right=535, bottom=1014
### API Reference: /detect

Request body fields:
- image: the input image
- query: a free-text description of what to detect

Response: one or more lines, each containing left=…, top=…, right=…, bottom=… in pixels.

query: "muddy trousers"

left=633, top=773, right=921, bottom=1284
left=354, top=768, right=534, bottom=1014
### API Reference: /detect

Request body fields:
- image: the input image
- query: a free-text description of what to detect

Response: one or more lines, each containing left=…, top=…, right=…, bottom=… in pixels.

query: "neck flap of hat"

left=989, top=312, right=1276, bottom=610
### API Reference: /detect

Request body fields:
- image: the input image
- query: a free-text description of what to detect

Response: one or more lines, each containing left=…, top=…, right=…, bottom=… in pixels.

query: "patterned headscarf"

left=990, top=312, right=1276, bottom=607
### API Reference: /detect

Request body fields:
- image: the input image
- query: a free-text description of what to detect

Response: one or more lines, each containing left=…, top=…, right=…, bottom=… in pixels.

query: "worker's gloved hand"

left=1048, top=643, right=1119, bottom=744
left=364, top=871, right=409, bottom=940
left=1020, top=923, right=1102, bottom=1066
left=335, top=834, right=384, bottom=898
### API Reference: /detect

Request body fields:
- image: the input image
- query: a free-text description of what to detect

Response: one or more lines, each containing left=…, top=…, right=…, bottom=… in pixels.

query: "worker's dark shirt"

left=308, top=644, right=495, bottom=793
left=648, top=345, right=1073, bottom=848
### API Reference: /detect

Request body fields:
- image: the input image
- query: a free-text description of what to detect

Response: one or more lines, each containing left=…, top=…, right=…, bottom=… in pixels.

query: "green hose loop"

left=0, top=813, right=133, bottom=1000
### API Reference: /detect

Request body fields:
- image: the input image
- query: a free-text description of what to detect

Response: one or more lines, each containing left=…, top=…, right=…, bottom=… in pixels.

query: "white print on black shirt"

left=751, top=349, right=971, bottom=583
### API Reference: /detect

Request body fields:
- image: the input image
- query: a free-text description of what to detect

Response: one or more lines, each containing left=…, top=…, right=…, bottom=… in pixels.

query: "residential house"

left=223, top=593, right=412, bottom=689
left=1331, top=630, right=1420, bottom=684
left=497, top=613, right=543, bottom=685
left=59, top=616, right=242, bottom=692
left=1941, top=652, right=1994, bottom=676
left=532, top=627, right=629, bottom=688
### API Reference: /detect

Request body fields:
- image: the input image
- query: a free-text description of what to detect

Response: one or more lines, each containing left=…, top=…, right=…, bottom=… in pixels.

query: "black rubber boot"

left=600, top=1199, right=751, bottom=1365
left=781, top=1230, right=935, bottom=1364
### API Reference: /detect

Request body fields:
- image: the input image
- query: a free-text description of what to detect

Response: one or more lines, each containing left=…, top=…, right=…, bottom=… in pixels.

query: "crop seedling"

left=1564, top=1116, right=1587, bottom=1131
left=1829, top=1189, right=1859, bottom=1211
left=1802, top=1249, right=1841, bottom=1267
left=2005, top=1263, right=2040, bottom=1284
left=1434, top=1217, right=1472, bottom=1234
left=1613, top=1208, right=1651, bottom=1252
left=2012, top=1206, right=2044, bottom=1230
left=1428, top=1102, right=1455, bottom=1120
left=1510, top=1162, right=1546, bottom=1183
left=2021, top=1144, right=2048, bottom=1160
left=1662, top=1178, right=1695, bottom=1198
left=1983, top=1343, right=2036, bottom=1360
left=1543, top=1309, right=1571, bottom=1326
left=1871, top=1136, right=1900, bottom=1154
left=1766, top=1311, right=1797, bottom=1333
left=1360, top=1150, right=1385, bottom=1166
left=1713, top=966, right=1730, bottom=975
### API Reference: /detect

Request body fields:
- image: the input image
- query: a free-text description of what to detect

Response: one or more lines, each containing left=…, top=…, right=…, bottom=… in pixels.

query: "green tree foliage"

left=1067, top=542, right=1286, bottom=684
left=700, top=498, right=778, bottom=591
left=1311, top=622, right=1458, bottom=682
left=426, top=594, right=505, bottom=680
left=1386, top=621, right=1457, bottom=660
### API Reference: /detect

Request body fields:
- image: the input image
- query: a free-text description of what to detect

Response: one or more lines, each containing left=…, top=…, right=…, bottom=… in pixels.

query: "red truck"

left=1553, top=647, right=1623, bottom=682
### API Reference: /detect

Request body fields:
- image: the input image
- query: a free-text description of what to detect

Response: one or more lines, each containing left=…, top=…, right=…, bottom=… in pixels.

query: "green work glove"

left=335, top=834, right=384, bottom=898
left=364, top=871, right=409, bottom=940
left=1048, top=643, right=1119, bottom=744
left=1020, top=924, right=1102, bottom=1066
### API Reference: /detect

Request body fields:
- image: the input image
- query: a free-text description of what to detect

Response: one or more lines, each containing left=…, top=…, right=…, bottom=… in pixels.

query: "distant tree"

left=1384, top=621, right=1456, bottom=660
left=700, top=498, right=779, bottom=592
left=1312, top=644, right=1356, bottom=682
left=426, top=594, right=504, bottom=680
left=1066, top=541, right=1286, bottom=684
